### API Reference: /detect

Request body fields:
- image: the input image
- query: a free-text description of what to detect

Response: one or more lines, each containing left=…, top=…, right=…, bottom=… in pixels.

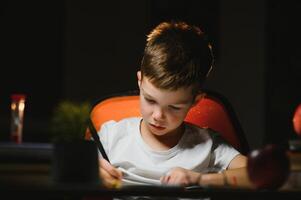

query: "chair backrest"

left=86, top=90, right=250, bottom=155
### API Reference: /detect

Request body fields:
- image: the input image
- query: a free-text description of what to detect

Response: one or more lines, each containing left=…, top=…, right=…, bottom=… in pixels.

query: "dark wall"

left=0, top=0, right=64, bottom=141
left=62, top=0, right=148, bottom=101
left=215, top=1, right=266, bottom=148
left=266, top=1, right=301, bottom=145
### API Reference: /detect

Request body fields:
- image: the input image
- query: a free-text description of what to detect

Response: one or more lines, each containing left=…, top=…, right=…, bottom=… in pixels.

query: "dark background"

left=1, top=0, right=300, bottom=149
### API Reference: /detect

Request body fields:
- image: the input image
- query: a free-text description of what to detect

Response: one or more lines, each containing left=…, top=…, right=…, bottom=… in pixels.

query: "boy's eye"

left=145, top=98, right=155, bottom=104
left=169, top=106, right=181, bottom=111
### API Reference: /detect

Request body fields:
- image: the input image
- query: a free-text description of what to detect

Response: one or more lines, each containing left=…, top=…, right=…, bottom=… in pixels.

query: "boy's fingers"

left=100, top=159, right=122, bottom=179
left=160, top=175, right=170, bottom=184
left=100, top=168, right=121, bottom=188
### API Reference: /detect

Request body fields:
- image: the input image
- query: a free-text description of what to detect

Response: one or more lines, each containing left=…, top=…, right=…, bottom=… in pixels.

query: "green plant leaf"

left=50, top=100, right=91, bottom=142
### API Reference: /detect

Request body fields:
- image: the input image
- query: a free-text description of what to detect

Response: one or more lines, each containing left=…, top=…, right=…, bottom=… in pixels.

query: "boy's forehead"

left=141, top=77, right=194, bottom=104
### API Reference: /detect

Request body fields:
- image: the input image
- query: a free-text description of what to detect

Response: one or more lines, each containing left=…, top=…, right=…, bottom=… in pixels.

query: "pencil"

left=88, top=118, right=110, bottom=163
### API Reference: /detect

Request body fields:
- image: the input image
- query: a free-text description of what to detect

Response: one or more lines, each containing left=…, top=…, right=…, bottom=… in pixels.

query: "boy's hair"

left=140, top=21, right=214, bottom=95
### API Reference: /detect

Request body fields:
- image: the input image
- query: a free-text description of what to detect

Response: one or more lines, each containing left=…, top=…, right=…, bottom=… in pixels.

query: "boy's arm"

left=162, top=154, right=254, bottom=188
left=200, top=154, right=254, bottom=188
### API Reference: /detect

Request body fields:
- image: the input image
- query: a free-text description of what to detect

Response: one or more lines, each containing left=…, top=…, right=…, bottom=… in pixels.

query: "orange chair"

left=86, top=90, right=250, bottom=155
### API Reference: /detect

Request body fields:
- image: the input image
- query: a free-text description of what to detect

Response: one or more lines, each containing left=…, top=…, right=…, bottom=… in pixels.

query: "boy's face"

left=137, top=71, right=197, bottom=137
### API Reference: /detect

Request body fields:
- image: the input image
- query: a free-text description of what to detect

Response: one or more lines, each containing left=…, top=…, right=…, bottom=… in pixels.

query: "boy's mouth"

left=149, top=123, right=166, bottom=131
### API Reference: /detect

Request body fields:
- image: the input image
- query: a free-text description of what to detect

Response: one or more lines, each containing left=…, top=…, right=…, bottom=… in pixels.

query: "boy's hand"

left=99, top=159, right=123, bottom=188
left=160, top=167, right=201, bottom=186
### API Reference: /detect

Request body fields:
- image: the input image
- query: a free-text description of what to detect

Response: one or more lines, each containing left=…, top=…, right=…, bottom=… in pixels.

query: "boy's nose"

left=152, top=107, right=165, bottom=121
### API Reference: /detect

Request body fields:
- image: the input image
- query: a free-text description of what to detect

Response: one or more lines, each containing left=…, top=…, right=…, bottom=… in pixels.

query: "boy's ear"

left=137, top=71, right=142, bottom=88
left=192, top=93, right=205, bottom=107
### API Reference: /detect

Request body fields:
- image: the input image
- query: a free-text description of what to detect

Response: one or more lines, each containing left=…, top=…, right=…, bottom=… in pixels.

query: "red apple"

left=247, top=144, right=290, bottom=189
left=293, top=104, right=301, bottom=136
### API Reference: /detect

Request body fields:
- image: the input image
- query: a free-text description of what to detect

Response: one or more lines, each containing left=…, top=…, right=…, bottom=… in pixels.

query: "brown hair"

left=140, top=21, right=213, bottom=95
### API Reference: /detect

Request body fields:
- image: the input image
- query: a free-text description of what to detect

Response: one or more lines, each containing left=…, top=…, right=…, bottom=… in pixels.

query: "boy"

left=98, top=21, right=252, bottom=188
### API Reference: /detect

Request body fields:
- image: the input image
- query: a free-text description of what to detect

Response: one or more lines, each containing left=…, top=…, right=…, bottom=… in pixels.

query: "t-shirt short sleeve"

left=209, top=131, right=240, bottom=170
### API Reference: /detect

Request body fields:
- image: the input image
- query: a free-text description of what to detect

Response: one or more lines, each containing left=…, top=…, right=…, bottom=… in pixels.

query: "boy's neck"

left=140, top=120, right=185, bottom=151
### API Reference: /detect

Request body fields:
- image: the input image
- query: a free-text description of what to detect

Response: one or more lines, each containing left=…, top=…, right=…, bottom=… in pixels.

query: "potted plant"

left=50, top=100, right=99, bottom=184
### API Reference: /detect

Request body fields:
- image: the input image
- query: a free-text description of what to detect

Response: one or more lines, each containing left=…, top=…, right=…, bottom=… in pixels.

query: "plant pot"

left=52, top=140, right=100, bottom=185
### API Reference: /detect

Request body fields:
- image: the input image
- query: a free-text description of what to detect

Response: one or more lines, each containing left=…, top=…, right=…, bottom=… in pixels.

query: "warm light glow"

left=19, top=100, right=25, bottom=112
left=11, top=102, right=16, bottom=110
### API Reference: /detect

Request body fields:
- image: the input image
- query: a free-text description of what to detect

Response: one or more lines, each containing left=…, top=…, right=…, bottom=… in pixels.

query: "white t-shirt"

left=97, top=117, right=239, bottom=185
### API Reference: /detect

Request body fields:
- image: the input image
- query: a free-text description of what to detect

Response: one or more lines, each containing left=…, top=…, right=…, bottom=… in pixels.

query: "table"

left=1, top=180, right=301, bottom=200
